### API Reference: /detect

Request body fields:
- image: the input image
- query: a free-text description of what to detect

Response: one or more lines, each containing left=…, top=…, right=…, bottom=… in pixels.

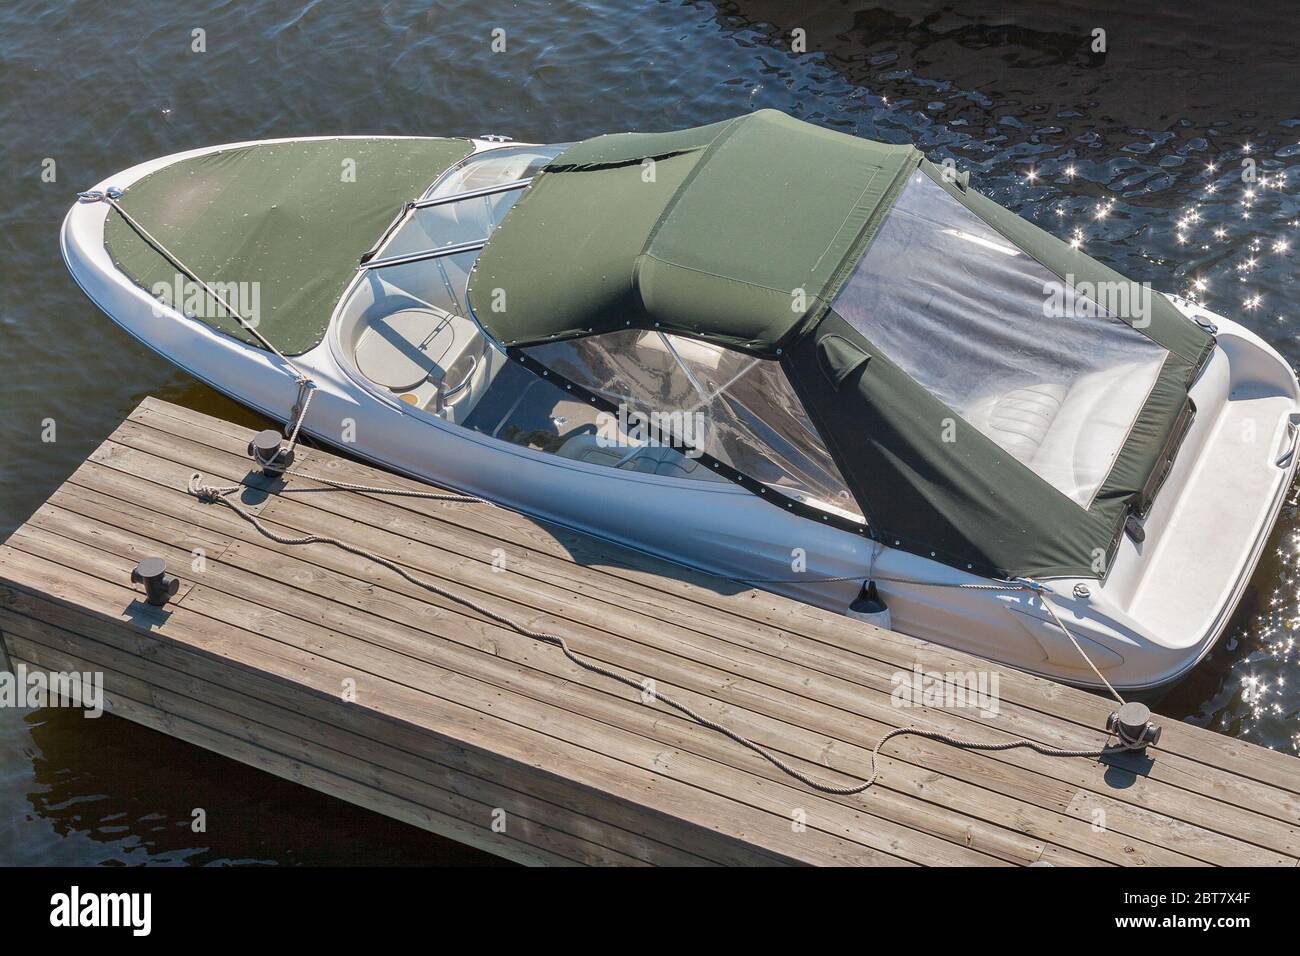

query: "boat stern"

left=1044, top=297, right=1300, bottom=691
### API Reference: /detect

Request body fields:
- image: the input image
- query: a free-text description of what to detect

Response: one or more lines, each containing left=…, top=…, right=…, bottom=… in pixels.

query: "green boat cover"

left=105, top=137, right=472, bottom=355
left=467, top=110, right=1213, bottom=580
left=469, top=111, right=917, bottom=354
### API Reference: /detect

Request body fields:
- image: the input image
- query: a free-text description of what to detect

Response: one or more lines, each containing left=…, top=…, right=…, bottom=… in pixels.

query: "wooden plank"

left=0, top=548, right=879, bottom=866
left=128, top=400, right=1300, bottom=794
left=3, top=645, right=583, bottom=867
left=6, top=632, right=656, bottom=867
left=0, top=534, right=974, bottom=866
left=20, top=484, right=1218, bottom=867
left=22, top=502, right=1289, bottom=868
left=0, top=597, right=745, bottom=866
left=67, top=449, right=1300, bottom=845
left=0, top=535, right=1227, bottom=868
left=0, top=551, right=815, bottom=866
left=71, top=433, right=1299, bottom=862
left=0, top=613, right=710, bottom=866
left=6, top=516, right=1057, bottom=865
left=0, top=396, right=1295, bottom=868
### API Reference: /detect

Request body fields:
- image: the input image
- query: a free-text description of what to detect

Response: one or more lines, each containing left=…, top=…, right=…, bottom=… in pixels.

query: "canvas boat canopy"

left=106, top=137, right=473, bottom=355
left=467, top=110, right=1214, bottom=580
left=469, top=112, right=919, bottom=354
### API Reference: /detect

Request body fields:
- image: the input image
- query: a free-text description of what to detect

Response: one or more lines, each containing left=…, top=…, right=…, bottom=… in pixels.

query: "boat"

left=62, top=110, right=1300, bottom=693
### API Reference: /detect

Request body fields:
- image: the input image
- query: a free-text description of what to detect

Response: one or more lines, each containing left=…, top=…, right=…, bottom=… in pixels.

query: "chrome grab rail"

left=361, top=239, right=487, bottom=271
left=412, top=177, right=531, bottom=209
left=358, top=178, right=531, bottom=266
left=441, top=354, right=478, bottom=400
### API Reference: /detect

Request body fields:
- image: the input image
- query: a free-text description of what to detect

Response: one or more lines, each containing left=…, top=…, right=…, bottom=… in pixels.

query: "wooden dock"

left=1, top=397, right=1297, bottom=866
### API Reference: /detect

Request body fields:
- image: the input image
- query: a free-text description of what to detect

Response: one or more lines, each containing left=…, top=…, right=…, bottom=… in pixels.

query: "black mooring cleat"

left=249, top=428, right=293, bottom=475
left=1107, top=701, right=1162, bottom=750
left=131, top=556, right=180, bottom=607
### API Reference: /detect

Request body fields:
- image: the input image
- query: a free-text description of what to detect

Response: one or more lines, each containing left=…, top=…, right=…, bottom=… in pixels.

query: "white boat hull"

left=62, top=138, right=1300, bottom=693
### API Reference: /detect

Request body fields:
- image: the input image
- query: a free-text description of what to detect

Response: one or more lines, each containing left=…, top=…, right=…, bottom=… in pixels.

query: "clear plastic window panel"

left=832, top=171, right=1167, bottom=507
left=525, top=330, right=865, bottom=522
left=380, top=145, right=567, bottom=260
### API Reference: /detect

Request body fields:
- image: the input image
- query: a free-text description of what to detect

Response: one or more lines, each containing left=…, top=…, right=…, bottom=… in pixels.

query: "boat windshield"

left=376, top=144, right=565, bottom=265
left=335, top=144, right=862, bottom=523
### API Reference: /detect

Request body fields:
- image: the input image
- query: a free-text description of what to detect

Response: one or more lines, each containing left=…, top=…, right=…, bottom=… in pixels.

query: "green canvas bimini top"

left=468, top=110, right=917, bottom=355
left=106, top=137, right=472, bottom=355
left=468, top=110, right=1214, bottom=580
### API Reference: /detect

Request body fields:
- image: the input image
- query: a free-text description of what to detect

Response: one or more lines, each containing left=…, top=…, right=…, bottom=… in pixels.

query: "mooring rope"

left=869, top=573, right=1126, bottom=706
left=276, top=469, right=483, bottom=502
left=1036, top=594, right=1126, bottom=705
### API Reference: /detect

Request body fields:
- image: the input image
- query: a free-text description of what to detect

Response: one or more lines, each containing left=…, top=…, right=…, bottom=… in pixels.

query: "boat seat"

left=965, top=362, right=1157, bottom=502
left=965, top=383, right=1067, bottom=464
left=555, top=434, right=724, bottom=481
left=354, top=307, right=455, bottom=391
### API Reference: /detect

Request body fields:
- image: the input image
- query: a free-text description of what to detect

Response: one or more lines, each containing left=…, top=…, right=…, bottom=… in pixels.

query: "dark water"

left=1, top=0, right=1297, bottom=864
